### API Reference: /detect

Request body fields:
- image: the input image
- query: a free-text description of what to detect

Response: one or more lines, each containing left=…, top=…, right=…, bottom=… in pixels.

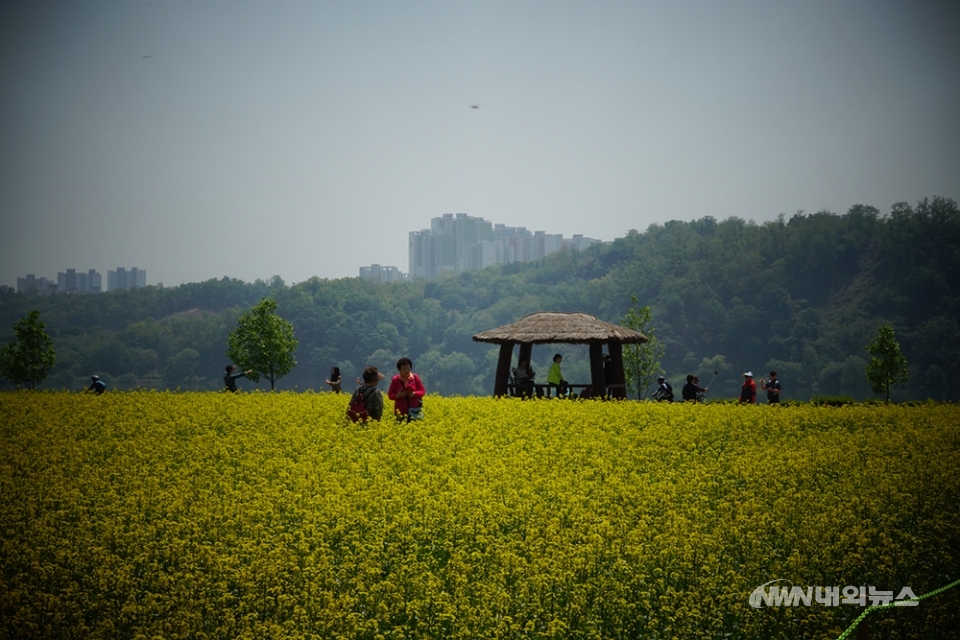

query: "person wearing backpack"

left=388, top=357, right=426, bottom=422
left=346, top=366, right=385, bottom=423
left=87, top=375, right=107, bottom=395
left=651, top=376, right=674, bottom=402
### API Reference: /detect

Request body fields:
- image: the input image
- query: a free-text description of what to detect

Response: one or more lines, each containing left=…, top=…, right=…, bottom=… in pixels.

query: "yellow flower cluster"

left=1, top=392, right=958, bottom=639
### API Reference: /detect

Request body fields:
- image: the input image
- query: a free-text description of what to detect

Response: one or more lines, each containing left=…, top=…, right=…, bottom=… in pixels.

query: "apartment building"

left=359, top=264, right=408, bottom=283
left=409, top=213, right=600, bottom=280
left=107, top=267, right=147, bottom=291
left=57, top=268, right=103, bottom=293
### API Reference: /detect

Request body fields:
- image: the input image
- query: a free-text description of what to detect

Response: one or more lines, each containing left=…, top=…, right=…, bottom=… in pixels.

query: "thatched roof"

left=472, top=312, right=647, bottom=345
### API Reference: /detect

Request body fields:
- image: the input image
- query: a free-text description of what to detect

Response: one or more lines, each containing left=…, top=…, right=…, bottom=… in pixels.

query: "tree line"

left=1, top=196, right=957, bottom=401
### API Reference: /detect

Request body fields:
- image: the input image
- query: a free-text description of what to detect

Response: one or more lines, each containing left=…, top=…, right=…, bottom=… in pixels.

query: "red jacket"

left=388, top=373, right=425, bottom=415
left=740, top=379, right=757, bottom=404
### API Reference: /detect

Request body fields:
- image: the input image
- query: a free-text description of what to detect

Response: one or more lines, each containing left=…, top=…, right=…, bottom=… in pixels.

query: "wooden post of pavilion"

left=494, top=342, right=515, bottom=397
left=589, top=341, right=606, bottom=397
left=609, top=341, right=627, bottom=399
left=518, top=343, right=533, bottom=369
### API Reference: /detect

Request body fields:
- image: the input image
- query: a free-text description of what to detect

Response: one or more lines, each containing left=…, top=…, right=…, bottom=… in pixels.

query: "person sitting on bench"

left=512, top=359, right=537, bottom=397
left=547, top=353, right=569, bottom=397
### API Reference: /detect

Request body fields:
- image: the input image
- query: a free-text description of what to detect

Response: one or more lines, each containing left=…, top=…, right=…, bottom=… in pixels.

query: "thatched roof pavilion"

left=473, top=312, right=647, bottom=398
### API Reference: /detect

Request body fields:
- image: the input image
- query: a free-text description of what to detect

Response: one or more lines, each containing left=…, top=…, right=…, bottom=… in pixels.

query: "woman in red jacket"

left=388, top=357, right=426, bottom=422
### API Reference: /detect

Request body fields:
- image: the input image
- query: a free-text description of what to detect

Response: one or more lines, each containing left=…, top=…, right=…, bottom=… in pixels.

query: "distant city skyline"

left=13, top=267, right=147, bottom=294
left=2, top=2, right=957, bottom=288
left=359, top=212, right=605, bottom=282
left=410, top=212, right=601, bottom=280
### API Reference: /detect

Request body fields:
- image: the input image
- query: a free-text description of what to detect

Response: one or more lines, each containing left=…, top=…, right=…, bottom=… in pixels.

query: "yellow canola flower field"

left=1, top=392, right=958, bottom=640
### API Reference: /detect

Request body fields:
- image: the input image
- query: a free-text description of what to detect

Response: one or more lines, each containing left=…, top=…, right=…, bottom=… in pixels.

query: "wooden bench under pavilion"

left=472, top=312, right=647, bottom=399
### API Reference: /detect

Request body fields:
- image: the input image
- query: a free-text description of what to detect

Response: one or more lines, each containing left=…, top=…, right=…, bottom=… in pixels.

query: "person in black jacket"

left=681, top=374, right=708, bottom=402
left=87, top=375, right=106, bottom=395
left=760, top=370, right=782, bottom=404
left=224, top=365, right=252, bottom=392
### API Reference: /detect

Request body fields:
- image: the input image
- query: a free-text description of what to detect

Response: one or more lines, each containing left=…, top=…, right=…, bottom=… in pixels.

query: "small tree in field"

left=621, top=296, right=664, bottom=399
left=0, top=310, right=56, bottom=389
left=226, top=298, right=298, bottom=391
left=865, top=324, right=908, bottom=403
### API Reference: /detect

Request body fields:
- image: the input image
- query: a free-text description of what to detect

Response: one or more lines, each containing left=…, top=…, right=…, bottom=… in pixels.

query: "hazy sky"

left=2, top=1, right=958, bottom=288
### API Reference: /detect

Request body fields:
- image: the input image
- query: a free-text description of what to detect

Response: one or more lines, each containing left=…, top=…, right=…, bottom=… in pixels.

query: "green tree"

left=865, top=324, right=908, bottom=403
left=165, top=348, right=200, bottom=386
left=226, top=298, right=298, bottom=390
left=621, top=296, right=664, bottom=399
left=0, top=310, right=56, bottom=389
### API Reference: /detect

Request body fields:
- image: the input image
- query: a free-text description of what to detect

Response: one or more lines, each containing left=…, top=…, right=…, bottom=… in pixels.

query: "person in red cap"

left=739, top=371, right=757, bottom=404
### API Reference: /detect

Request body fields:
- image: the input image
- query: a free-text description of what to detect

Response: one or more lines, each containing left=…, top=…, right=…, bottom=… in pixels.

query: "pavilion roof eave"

left=472, top=311, right=647, bottom=345
left=473, top=336, right=641, bottom=345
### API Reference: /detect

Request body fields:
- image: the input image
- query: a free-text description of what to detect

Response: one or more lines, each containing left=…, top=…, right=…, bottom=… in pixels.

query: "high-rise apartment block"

left=409, top=213, right=600, bottom=280
left=16, top=274, right=58, bottom=295
left=57, top=268, right=102, bottom=293
left=359, top=264, right=408, bottom=283
left=16, top=268, right=107, bottom=294
left=107, top=267, right=147, bottom=291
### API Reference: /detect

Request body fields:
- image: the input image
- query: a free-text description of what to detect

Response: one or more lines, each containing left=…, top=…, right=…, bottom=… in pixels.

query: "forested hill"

left=2, top=196, right=958, bottom=401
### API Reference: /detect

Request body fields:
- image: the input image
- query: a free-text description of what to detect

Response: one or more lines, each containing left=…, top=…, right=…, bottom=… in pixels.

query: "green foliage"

left=1, top=196, right=957, bottom=399
left=866, top=324, right=909, bottom=403
left=810, top=394, right=856, bottom=407
left=621, top=296, right=664, bottom=399
left=416, top=349, right=479, bottom=396
left=226, top=298, right=298, bottom=390
left=0, top=310, right=55, bottom=389
left=4, top=394, right=960, bottom=638
left=165, top=348, right=200, bottom=386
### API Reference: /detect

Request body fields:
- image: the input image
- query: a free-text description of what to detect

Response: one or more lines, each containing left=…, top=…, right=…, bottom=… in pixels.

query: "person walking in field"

left=388, top=357, right=426, bottom=422
left=739, top=372, right=757, bottom=404
left=651, top=376, right=674, bottom=402
left=347, top=366, right=385, bottom=423
left=87, top=375, right=106, bottom=395
left=224, top=364, right=252, bottom=392
left=681, top=374, right=707, bottom=402
left=760, top=370, right=781, bottom=404
left=694, top=376, right=708, bottom=402
left=325, top=366, right=343, bottom=394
